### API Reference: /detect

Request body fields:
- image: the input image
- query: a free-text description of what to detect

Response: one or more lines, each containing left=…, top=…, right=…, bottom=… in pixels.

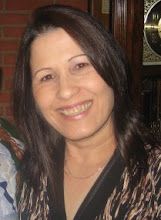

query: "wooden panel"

left=143, top=65, right=161, bottom=79
left=0, top=67, right=2, bottom=90
left=88, top=0, right=111, bottom=30
left=111, top=0, right=144, bottom=108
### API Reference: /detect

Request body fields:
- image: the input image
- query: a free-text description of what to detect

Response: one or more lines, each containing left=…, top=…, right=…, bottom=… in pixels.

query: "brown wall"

left=0, top=0, right=88, bottom=121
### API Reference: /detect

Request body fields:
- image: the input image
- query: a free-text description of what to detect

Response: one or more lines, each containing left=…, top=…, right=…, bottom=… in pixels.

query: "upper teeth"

left=60, top=101, right=92, bottom=116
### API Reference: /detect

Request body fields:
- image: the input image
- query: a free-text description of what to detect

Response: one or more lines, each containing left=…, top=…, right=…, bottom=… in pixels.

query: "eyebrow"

left=68, top=53, right=87, bottom=62
left=33, top=67, right=53, bottom=76
left=33, top=54, right=87, bottom=76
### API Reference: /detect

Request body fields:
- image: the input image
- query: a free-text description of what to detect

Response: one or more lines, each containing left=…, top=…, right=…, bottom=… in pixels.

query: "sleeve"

left=151, top=149, right=161, bottom=218
left=0, top=142, right=18, bottom=219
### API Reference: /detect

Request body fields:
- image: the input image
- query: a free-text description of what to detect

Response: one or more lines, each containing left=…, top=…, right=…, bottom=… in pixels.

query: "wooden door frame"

left=111, top=0, right=144, bottom=108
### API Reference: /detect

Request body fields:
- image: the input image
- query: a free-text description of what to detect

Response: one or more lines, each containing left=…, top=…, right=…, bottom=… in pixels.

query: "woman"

left=13, top=4, right=161, bottom=219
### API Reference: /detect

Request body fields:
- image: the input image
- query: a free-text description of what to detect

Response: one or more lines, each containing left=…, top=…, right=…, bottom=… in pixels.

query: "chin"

left=64, top=129, right=97, bottom=142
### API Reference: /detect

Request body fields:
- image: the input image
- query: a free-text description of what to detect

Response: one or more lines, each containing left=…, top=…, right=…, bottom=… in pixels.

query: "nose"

left=56, top=75, right=80, bottom=100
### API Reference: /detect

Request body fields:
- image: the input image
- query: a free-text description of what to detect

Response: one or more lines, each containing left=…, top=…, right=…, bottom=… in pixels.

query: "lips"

left=58, top=100, right=92, bottom=117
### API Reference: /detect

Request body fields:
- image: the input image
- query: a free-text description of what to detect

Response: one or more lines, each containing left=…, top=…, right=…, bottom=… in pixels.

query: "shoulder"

left=147, top=145, right=161, bottom=174
left=0, top=142, right=18, bottom=219
left=0, top=142, right=17, bottom=181
left=0, top=126, right=24, bottom=196
left=0, top=120, right=24, bottom=219
left=0, top=124, right=24, bottom=165
left=146, top=145, right=161, bottom=194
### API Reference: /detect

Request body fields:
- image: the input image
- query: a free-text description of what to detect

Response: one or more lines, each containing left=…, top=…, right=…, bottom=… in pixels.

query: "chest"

left=100, top=171, right=158, bottom=220
left=64, top=173, right=100, bottom=220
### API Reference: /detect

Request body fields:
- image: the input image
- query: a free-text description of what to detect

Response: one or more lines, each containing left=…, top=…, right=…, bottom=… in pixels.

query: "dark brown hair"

left=13, top=4, right=158, bottom=215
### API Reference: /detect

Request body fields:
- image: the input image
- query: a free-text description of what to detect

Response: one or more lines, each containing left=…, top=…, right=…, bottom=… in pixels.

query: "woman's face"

left=31, top=28, right=115, bottom=142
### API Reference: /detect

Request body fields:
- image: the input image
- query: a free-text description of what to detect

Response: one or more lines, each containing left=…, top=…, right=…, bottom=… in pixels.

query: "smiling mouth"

left=59, top=101, right=92, bottom=116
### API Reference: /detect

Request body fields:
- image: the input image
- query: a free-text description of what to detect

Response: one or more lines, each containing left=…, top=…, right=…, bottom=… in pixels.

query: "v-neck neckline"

left=61, top=148, right=125, bottom=220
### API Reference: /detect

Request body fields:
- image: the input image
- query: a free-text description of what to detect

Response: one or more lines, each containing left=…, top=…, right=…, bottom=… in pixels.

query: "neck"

left=65, top=117, right=117, bottom=168
left=65, top=123, right=117, bottom=165
left=64, top=136, right=116, bottom=181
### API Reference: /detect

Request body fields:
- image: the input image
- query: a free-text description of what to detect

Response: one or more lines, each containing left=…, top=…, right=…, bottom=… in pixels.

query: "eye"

left=75, top=62, right=89, bottom=70
left=69, top=54, right=93, bottom=75
left=40, top=73, right=55, bottom=82
left=71, top=62, right=91, bottom=74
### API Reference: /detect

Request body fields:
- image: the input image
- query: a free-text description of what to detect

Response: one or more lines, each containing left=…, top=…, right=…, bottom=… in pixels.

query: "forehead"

left=30, top=28, right=86, bottom=71
left=31, top=28, right=82, bottom=52
left=30, top=28, right=86, bottom=66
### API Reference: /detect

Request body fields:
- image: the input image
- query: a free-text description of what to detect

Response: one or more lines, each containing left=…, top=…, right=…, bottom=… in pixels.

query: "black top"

left=19, top=146, right=161, bottom=220
left=73, top=149, right=125, bottom=220
left=54, top=149, right=125, bottom=220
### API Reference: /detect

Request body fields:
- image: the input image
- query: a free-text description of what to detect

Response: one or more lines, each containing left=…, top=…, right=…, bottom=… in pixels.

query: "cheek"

left=105, top=88, right=114, bottom=110
left=95, top=77, right=114, bottom=103
left=32, top=87, right=53, bottom=113
left=85, top=74, right=114, bottom=114
left=97, top=85, right=114, bottom=117
left=104, top=87, right=114, bottom=106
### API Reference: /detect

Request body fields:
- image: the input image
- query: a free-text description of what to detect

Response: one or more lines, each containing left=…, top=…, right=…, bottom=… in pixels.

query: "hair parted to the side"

left=13, top=4, right=158, bottom=211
